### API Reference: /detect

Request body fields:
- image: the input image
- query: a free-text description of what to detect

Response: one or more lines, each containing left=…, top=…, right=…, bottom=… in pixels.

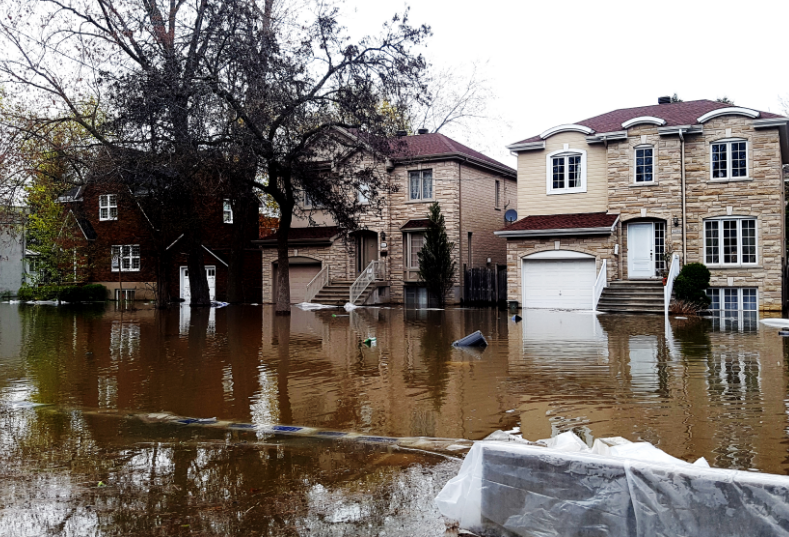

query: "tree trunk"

left=275, top=201, right=293, bottom=315
left=186, top=236, right=211, bottom=306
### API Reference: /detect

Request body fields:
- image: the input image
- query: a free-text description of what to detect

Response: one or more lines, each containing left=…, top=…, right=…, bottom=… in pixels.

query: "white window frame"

left=111, top=244, right=141, bottom=272
left=703, top=217, right=758, bottom=267
left=223, top=199, right=233, bottom=223
left=406, top=232, right=424, bottom=269
left=408, top=169, right=434, bottom=201
left=358, top=184, right=371, bottom=205
left=546, top=148, right=587, bottom=195
left=633, top=144, right=655, bottom=183
left=706, top=287, right=758, bottom=312
left=710, top=138, right=749, bottom=181
left=99, top=194, right=118, bottom=221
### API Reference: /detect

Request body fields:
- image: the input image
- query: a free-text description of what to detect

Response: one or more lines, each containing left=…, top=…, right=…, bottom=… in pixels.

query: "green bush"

left=673, top=263, right=711, bottom=307
left=81, top=284, right=108, bottom=302
left=17, top=284, right=35, bottom=301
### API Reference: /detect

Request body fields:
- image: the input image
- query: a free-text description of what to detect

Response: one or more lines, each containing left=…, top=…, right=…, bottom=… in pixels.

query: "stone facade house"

left=258, top=132, right=517, bottom=305
left=496, top=98, right=789, bottom=312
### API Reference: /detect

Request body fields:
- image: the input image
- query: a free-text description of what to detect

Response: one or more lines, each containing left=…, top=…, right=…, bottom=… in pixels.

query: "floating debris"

left=363, top=337, right=377, bottom=346
left=452, top=331, right=488, bottom=347
left=511, top=315, right=522, bottom=322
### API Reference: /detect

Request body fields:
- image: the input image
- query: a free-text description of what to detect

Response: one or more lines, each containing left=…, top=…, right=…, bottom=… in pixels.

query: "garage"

left=273, top=257, right=322, bottom=304
left=522, top=252, right=596, bottom=310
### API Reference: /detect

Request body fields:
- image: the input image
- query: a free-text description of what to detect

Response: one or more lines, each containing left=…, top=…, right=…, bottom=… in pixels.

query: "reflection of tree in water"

left=402, top=311, right=453, bottom=411
left=671, top=316, right=712, bottom=359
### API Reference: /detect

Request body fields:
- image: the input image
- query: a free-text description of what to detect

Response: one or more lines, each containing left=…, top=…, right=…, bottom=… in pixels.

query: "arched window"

left=546, top=148, right=586, bottom=194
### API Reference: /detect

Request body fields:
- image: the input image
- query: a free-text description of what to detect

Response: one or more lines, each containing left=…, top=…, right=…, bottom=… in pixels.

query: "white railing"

left=304, top=265, right=329, bottom=304
left=664, top=253, right=681, bottom=315
left=592, top=258, right=607, bottom=311
left=350, top=260, right=384, bottom=305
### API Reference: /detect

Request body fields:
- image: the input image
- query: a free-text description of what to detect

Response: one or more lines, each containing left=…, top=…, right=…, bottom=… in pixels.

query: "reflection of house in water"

left=179, top=305, right=216, bottom=336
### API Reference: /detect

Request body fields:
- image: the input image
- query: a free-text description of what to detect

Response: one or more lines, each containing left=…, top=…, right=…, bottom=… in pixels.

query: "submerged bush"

left=673, top=263, right=711, bottom=307
left=17, top=284, right=108, bottom=303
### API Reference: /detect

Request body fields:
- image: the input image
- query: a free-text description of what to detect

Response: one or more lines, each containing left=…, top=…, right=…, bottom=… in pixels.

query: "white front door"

left=627, top=224, right=654, bottom=279
left=180, top=265, right=217, bottom=302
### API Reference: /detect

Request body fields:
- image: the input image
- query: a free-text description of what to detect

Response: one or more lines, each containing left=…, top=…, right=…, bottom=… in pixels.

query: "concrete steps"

left=597, top=280, right=665, bottom=314
left=311, top=280, right=375, bottom=306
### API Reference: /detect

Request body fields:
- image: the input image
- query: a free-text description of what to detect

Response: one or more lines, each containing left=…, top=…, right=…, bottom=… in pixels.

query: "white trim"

left=703, top=216, right=758, bottom=267
left=523, top=250, right=594, bottom=260
left=706, top=287, right=759, bottom=312
left=633, top=144, right=656, bottom=184
left=223, top=199, right=234, bottom=223
left=99, top=194, right=118, bottom=221
left=539, top=124, right=594, bottom=139
left=710, top=138, right=749, bottom=181
left=697, top=107, right=760, bottom=123
left=506, top=141, right=545, bottom=152
left=202, top=245, right=229, bottom=267
left=546, top=148, right=587, bottom=195
left=586, top=131, right=628, bottom=143
left=622, top=116, right=667, bottom=129
left=753, top=118, right=789, bottom=129
left=111, top=244, right=140, bottom=272
left=166, top=234, right=184, bottom=250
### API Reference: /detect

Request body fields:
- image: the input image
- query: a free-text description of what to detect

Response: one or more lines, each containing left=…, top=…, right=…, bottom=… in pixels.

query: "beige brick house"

left=496, top=98, right=789, bottom=312
left=259, top=132, right=516, bottom=305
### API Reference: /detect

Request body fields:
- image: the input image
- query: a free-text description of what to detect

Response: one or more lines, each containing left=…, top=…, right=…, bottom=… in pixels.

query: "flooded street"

left=1, top=303, right=788, bottom=535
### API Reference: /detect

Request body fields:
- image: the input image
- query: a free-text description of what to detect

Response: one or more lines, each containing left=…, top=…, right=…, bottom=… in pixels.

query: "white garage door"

left=522, top=259, right=596, bottom=310
left=288, top=264, right=322, bottom=304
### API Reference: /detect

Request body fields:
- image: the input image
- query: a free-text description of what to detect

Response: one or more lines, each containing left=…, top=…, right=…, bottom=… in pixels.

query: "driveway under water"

left=0, top=303, right=787, bottom=535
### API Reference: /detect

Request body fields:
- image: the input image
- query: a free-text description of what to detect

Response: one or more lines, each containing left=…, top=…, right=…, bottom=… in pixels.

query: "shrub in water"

left=17, top=284, right=35, bottom=301
left=82, top=284, right=108, bottom=302
left=673, top=263, right=711, bottom=307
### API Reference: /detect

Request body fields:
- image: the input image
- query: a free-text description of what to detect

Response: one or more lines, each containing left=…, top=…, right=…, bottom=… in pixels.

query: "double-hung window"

left=634, top=146, right=654, bottom=183
left=223, top=199, right=233, bottom=223
left=99, top=194, right=118, bottom=221
left=547, top=149, right=586, bottom=194
left=408, top=170, right=433, bottom=201
left=711, top=139, right=748, bottom=180
left=406, top=233, right=424, bottom=268
left=704, top=217, right=756, bottom=266
left=111, top=245, right=140, bottom=272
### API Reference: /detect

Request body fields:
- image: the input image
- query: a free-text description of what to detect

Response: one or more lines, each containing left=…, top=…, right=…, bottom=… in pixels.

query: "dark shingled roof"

left=513, top=100, right=785, bottom=144
left=500, top=212, right=618, bottom=232
left=259, top=226, right=340, bottom=242
left=390, top=133, right=515, bottom=175
left=76, top=218, right=97, bottom=240
left=400, top=218, right=431, bottom=230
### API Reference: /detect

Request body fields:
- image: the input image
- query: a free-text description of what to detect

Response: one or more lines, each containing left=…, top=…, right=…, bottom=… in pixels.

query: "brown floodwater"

left=0, top=302, right=788, bottom=535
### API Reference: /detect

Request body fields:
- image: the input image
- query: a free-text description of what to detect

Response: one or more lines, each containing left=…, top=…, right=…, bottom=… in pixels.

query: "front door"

left=180, top=266, right=217, bottom=302
left=356, top=231, right=378, bottom=273
left=627, top=224, right=654, bottom=279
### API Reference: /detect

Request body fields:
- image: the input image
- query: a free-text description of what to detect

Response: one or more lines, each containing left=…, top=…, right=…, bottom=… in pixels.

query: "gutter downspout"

left=458, top=161, right=463, bottom=302
left=679, top=128, right=687, bottom=264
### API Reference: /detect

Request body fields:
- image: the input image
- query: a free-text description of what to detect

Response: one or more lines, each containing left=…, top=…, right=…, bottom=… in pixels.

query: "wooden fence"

left=463, top=266, right=507, bottom=306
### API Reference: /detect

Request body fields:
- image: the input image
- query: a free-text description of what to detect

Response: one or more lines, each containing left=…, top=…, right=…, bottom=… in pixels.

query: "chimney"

left=658, top=96, right=671, bottom=105
left=417, top=128, right=429, bottom=135
left=395, top=130, right=408, bottom=137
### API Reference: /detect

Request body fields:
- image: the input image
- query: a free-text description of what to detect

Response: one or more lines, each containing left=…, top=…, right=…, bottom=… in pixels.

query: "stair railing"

left=304, top=265, right=329, bottom=304
left=664, top=253, right=680, bottom=316
left=350, top=260, right=384, bottom=305
left=592, top=258, right=607, bottom=311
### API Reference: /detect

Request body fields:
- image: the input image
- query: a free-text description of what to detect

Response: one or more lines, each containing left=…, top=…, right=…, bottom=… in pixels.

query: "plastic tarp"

left=435, top=432, right=789, bottom=536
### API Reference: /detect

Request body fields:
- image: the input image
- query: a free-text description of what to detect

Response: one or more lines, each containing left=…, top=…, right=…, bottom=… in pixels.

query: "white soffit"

left=523, top=250, right=595, bottom=260
left=539, top=124, right=594, bottom=139
left=621, top=116, right=667, bottom=129
left=697, top=107, right=760, bottom=123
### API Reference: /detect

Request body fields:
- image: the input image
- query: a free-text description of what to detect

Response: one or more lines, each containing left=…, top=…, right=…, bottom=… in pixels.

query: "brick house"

left=56, top=178, right=262, bottom=302
left=258, top=131, right=517, bottom=305
left=496, top=98, right=789, bottom=312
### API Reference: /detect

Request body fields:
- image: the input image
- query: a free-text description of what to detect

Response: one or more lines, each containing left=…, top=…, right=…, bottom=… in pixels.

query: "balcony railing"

left=350, top=260, right=384, bottom=305
left=592, top=258, right=607, bottom=311
left=304, top=265, right=329, bottom=304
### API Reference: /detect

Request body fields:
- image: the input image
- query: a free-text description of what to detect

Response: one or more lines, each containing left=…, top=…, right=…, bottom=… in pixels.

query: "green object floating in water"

left=363, top=337, right=377, bottom=346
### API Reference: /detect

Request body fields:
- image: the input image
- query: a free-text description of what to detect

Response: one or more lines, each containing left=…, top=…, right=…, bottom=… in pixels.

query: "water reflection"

left=2, top=303, right=789, bottom=534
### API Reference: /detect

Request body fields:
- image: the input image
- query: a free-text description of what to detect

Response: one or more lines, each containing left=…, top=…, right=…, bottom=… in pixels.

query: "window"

left=99, top=194, right=118, bottom=221
left=654, top=222, right=666, bottom=274
left=706, top=288, right=758, bottom=311
left=635, top=146, right=654, bottom=183
left=223, top=199, right=233, bottom=223
left=115, top=289, right=136, bottom=301
left=111, top=245, right=140, bottom=272
left=467, top=231, right=473, bottom=266
left=495, top=180, right=501, bottom=208
left=408, top=170, right=433, bottom=201
left=711, top=139, right=748, bottom=180
left=358, top=184, right=371, bottom=205
left=407, top=233, right=424, bottom=268
left=303, top=192, right=324, bottom=209
left=704, top=218, right=756, bottom=265
left=546, top=149, right=586, bottom=194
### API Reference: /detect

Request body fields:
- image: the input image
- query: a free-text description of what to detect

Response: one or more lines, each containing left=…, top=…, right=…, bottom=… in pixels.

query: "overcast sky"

left=340, top=0, right=789, bottom=166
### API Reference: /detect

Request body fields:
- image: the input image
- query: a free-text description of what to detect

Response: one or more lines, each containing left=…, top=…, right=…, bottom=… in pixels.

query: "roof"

left=513, top=100, right=786, bottom=144
left=496, top=212, right=619, bottom=237
left=56, top=186, right=83, bottom=203
left=76, top=218, right=97, bottom=241
left=257, top=226, right=341, bottom=245
left=388, top=133, right=515, bottom=176
left=400, top=218, right=431, bottom=230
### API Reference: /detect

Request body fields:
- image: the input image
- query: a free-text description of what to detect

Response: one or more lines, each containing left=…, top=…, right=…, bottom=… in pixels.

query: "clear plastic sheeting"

left=435, top=432, right=789, bottom=536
